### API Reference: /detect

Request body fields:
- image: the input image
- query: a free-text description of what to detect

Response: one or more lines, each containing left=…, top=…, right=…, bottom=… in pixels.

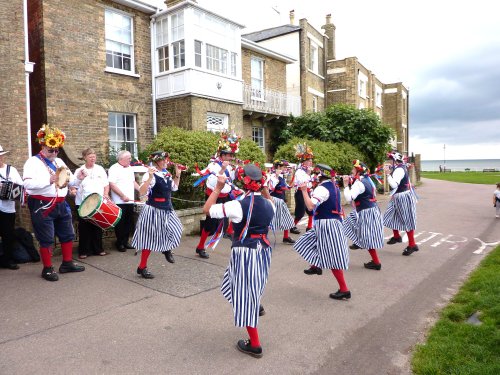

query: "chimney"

left=321, top=13, right=336, bottom=60
left=289, top=10, right=295, bottom=25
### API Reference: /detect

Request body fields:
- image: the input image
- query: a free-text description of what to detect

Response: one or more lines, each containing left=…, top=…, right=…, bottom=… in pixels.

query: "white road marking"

left=472, top=238, right=500, bottom=254
left=430, top=234, right=468, bottom=250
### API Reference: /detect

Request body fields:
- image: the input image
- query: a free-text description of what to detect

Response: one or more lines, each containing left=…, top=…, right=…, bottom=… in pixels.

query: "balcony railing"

left=243, top=84, right=301, bottom=117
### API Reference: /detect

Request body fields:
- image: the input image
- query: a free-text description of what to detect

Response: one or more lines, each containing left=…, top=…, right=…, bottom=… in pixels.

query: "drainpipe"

left=23, top=0, right=34, bottom=157
left=150, top=18, right=157, bottom=137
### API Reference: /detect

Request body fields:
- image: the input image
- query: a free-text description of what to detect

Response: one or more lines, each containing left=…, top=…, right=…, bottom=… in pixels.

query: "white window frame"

left=172, top=40, right=185, bottom=69
left=206, top=112, right=228, bottom=133
left=252, top=126, right=265, bottom=152
left=158, top=45, right=169, bottom=73
left=108, top=112, right=138, bottom=157
left=251, top=57, right=264, bottom=100
left=231, top=52, right=237, bottom=77
left=312, top=95, right=318, bottom=113
left=358, top=71, right=368, bottom=99
left=194, top=40, right=202, bottom=68
left=309, top=39, right=319, bottom=74
left=206, top=44, right=228, bottom=74
left=375, top=85, right=383, bottom=107
left=105, top=9, right=135, bottom=75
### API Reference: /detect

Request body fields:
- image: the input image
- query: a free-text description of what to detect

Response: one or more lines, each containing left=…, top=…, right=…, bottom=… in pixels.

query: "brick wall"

left=241, top=48, right=287, bottom=92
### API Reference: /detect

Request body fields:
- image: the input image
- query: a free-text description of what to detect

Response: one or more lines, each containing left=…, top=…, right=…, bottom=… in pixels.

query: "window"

left=195, top=40, right=202, bottom=67
left=309, top=39, right=318, bottom=74
left=375, top=85, right=383, bottom=107
left=312, top=95, right=318, bottom=113
left=105, top=9, right=133, bottom=72
left=172, top=40, right=185, bottom=69
left=251, top=57, right=264, bottom=99
left=358, top=71, right=368, bottom=98
left=231, top=52, right=237, bottom=77
left=156, top=18, right=168, bottom=47
left=206, top=112, right=228, bottom=132
left=170, top=12, right=184, bottom=41
left=206, top=44, right=228, bottom=74
left=252, top=127, right=265, bottom=152
left=108, top=113, right=137, bottom=157
left=158, top=46, right=169, bottom=72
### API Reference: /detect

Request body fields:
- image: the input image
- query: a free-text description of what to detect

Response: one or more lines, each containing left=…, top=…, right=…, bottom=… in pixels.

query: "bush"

left=144, top=127, right=266, bottom=209
left=273, top=137, right=366, bottom=175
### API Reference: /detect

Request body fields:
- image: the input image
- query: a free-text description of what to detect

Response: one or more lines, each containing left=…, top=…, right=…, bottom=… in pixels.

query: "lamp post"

left=443, top=144, right=446, bottom=169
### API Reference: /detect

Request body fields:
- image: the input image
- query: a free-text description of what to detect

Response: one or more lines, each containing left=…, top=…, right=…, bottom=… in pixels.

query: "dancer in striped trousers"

left=204, top=164, right=275, bottom=358
left=293, top=164, right=351, bottom=300
left=132, top=151, right=184, bottom=279
left=383, top=151, right=418, bottom=256
left=268, top=159, right=295, bottom=244
left=343, top=160, right=384, bottom=270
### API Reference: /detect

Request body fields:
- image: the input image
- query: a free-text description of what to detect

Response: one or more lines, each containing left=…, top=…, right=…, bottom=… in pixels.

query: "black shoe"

left=41, top=266, right=59, bottom=281
left=283, top=237, right=295, bottom=244
left=303, top=266, right=322, bottom=275
left=387, top=236, right=403, bottom=245
left=59, top=261, right=85, bottom=273
left=116, top=244, right=126, bottom=252
left=196, top=248, right=210, bottom=259
left=364, top=260, right=382, bottom=270
left=349, top=243, right=361, bottom=250
left=259, top=305, right=266, bottom=316
left=306, top=227, right=312, bottom=232
left=329, top=290, right=351, bottom=300
left=164, top=251, right=175, bottom=264
left=0, top=262, right=20, bottom=270
left=402, top=245, right=419, bottom=256
left=137, top=267, right=154, bottom=279
left=290, top=227, right=301, bottom=235
left=125, top=243, right=135, bottom=250
left=236, top=339, right=263, bottom=358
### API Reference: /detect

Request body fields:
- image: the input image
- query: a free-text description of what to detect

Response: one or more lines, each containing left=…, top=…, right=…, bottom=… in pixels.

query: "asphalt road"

left=1, top=178, right=498, bottom=374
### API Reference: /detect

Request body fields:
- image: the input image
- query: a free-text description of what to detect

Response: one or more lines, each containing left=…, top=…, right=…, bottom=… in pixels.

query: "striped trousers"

left=383, top=190, right=417, bottom=231
left=343, top=206, right=384, bottom=249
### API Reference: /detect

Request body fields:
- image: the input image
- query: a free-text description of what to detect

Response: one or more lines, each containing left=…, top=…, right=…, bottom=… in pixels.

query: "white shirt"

left=343, top=178, right=366, bottom=203
left=310, top=181, right=332, bottom=206
left=203, top=161, right=235, bottom=194
left=74, top=164, right=109, bottom=205
left=142, top=171, right=179, bottom=191
left=387, top=167, right=405, bottom=189
left=108, top=163, right=136, bottom=204
left=494, top=189, right=500, bottom=200
left=209, top=193, right=275, bottom=223
left=0, top=164, right=23, bottom=213
left=294, top=168, right=312, bottom=190
left=23, top=156, right=76, bottom=198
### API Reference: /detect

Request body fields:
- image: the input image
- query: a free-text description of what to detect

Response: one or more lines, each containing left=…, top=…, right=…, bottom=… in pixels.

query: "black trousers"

left=294, top=190, right=313, bottom=221
left=0, top=211, right=16, bottom=265
left=202, top=195, right=231, bottom=235
left=114, top=204, right=135, bottom=247
left=76, top=205, right=104, bottom=256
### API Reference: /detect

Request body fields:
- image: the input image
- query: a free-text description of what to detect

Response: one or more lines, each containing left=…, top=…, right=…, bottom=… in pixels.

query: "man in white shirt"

left=23, top=124, right=86, bottom=281
left=108, top=150, right=140, bottom=252
left=291, top=143, right=315, bottom=233
left=0, top=145, right=23, bottom=270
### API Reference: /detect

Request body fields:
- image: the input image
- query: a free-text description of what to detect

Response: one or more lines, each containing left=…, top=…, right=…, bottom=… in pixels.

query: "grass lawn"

left=421, top=171, right=500, bottom=185
left=412, top=246, right=500, bottom=374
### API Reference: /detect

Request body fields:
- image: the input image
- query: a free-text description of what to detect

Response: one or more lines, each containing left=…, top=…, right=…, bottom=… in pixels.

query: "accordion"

left=0, top=181, right=24, bottom=201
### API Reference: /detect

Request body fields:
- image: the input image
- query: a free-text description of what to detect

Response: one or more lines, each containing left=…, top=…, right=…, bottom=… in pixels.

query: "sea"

left=420, top=159, right=500, bottom=172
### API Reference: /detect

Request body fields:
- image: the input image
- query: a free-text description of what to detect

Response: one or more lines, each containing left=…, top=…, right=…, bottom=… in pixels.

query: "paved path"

left=0, top=178, right=498, bottom=374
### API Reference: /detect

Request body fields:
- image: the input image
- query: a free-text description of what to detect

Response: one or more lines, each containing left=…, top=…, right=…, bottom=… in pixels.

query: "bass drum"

left=78, top=193, right=122, bottom=230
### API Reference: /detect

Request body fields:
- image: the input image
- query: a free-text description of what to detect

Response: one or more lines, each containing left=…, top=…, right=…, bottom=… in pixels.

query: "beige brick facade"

left=241, top=48, right=287, bottom=93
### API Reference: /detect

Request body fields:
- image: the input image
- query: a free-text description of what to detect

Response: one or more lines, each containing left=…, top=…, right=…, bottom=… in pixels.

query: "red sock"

left=39, top=247, right=52, bottom=267
left=331, top=269, right=349, bottom=292
left=227, top=222, right=234, bottom=235
left=246, top=326, right=261, bottom=347
left=61, top=241, right=74, bottom=262
left=283, top=230, right=289, bottom=239
left=407, top=230, right=416, bottom=247
left=294, top=218, right=300, bottom=225
left=196, top=229, right=210, bottom=249
left=307, top=215, right=313, bottom=229
left=393, top=230, right=401, bottom=239
left=139, top=249, right=151, bottom=269
left=368, top=249, right=380, bottom=264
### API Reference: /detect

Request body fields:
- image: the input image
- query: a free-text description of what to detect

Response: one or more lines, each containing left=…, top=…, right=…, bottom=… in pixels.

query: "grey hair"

left=117, top=150, right=131, bottom=160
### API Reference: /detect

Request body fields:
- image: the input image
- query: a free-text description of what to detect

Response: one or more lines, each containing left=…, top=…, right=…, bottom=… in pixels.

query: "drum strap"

left=36, top=153, right=57, bottom=173
left=0, top=164, right=10, bottom=182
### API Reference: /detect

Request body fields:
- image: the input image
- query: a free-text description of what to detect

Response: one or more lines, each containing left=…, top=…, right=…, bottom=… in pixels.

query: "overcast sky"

left=151, top=0, right=500, bottom=160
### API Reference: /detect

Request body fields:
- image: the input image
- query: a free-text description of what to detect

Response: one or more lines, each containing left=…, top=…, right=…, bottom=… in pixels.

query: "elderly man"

left=108, top=150, right=140, bottom=252
left=23, top=124, right=85, bottom=281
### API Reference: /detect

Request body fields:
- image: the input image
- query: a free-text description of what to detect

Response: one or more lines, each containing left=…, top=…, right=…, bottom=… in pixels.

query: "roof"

left=242, top=24, right=301, bottom=42
left=241, top=38, right=295, bottom=63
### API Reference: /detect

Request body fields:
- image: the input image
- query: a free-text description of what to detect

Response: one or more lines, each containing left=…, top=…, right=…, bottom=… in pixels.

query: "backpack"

left=13, top=227, right=40, bottom=263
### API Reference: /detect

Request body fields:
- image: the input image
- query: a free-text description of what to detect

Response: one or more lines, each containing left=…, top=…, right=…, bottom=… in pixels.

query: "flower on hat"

left=294, top=143, right=314, bottom=161
left=217, top=131, right=240, bottom=154
left=353, top=159, right=369, bottom=174
left=37, top=124, right=65, bottom=148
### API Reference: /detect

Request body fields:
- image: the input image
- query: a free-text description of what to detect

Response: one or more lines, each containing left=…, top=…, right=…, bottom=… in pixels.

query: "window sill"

left=307, top=69, right=324, bottom=80
left=104, top=67, right=140, bottom=78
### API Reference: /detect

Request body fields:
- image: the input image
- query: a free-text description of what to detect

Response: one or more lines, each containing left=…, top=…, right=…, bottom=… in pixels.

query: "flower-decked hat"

left=294, top=142, right=314, bottom=162
left=353, top=159, right=370, bottom=175
left=36, top=124, right=66, bottom=148
left=241, top=163, right=266, bottom=192
left=148, top=151, right=169, bottom=163
left=217, top=131, right=240, bottom=155
left=387, top=150, right=404, bottom=163
left=273, top=159, right=289, bottom=168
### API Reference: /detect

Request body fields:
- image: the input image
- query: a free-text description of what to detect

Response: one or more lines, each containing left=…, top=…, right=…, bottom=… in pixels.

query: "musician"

left=132, top=151, right=184, bottom=279
left=268, top=159, right=295, bottom=244
left=74, top=148, right=109, bottom=259
left=203, top=164, right=275, bottom=358
left=195, top=132, right=240, bottom=259
left=23, top=124, right=85, bottom=282
left=291, top=143, right=315, bottom=234
left=0, top=145, right=23, bottom=270
left=293, top=164, right=351, bottom=300
left=343, top=160, right=384, bottom=270
left=383, top=151, right=419, bottom=256
left=108, top=150, right=140, bottom=252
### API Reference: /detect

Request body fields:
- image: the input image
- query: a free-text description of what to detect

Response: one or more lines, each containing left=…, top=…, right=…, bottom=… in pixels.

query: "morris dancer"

left=343, top=160, right=384, bottom=270
left=268, top=159, right=295, bottom=244
left=23, top=124, right=85, bottom=281
left=383, top=151, right=419, bottom=256
left=132, top=151, right=184, bottom=279
left=293, top=164, right=351, bottom=300
left=291, top=143, right=315, bottom=234
left=203, top=164, right=275, bottom=358
left=195, top=132, right=240, bottom=259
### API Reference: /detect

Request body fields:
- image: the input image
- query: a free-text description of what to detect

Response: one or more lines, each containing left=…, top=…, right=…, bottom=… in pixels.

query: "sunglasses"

left=47, top=149, right=60, bottom=154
